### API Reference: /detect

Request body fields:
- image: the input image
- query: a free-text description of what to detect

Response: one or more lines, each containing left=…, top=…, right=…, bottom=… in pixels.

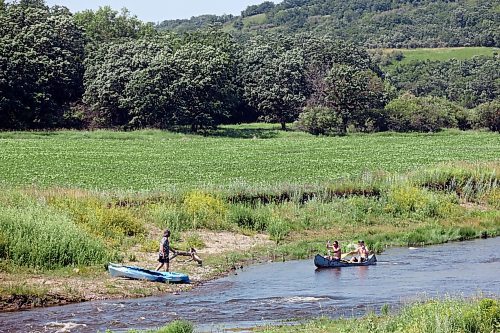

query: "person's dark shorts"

left=158, top=255, right=169, bottom=264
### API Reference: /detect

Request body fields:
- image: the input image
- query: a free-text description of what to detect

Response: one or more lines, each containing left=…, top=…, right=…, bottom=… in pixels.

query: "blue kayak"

left=108, top=263, right=190, bottom=283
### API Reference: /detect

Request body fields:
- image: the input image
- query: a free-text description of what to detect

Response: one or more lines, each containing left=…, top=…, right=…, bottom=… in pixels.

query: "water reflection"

left=357, top=266, right=369, bottom=280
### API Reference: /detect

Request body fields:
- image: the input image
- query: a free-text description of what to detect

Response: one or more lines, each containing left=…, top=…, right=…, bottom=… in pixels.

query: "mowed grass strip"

left=0, top=127, right=498, bottom=191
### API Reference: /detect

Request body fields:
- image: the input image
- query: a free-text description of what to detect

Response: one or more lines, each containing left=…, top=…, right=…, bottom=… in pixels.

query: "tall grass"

left=118, top=320, right=193, bottom=333
left=0, top=198, right=111, bottom=269
left=261, top=298, right=500, bottom=333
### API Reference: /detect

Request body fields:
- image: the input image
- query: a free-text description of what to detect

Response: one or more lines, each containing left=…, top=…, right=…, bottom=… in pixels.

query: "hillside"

left=157, top=0, right=500, bottom=48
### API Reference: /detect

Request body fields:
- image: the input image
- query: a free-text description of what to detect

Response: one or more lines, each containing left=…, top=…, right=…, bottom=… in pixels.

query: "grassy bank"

left=260, top=298, right=500, bottom=333
left=117, top=298, right=499, bottom=333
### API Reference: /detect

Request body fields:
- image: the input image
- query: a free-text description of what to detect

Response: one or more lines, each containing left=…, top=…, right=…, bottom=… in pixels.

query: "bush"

left=182, top=191, right=227, bottom=230
left=148, top=203, right=192, bottom=233
left=475, top=100, right=500, bottom=132
left=50, top=197, right=145, bottom=241
left=295, top=106, right=343, bottom=136
left=385, top=185, right=458, bottom=218
left=227, top=204, right=259, bottom=230
left=383, top=94, right=459, bottom=132
left=267, top=217, right=290, bottom=244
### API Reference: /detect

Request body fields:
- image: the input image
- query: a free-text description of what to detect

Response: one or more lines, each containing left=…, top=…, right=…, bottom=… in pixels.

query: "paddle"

left=341, top=251, right=355, bottom=259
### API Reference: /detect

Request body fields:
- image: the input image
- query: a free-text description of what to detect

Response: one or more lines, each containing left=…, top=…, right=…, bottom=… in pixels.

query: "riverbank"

left=0, top=160, right=498, bottom=311
left=105, top=298, right=500, bottom=333
left=259, top=298, right=500, bottom=333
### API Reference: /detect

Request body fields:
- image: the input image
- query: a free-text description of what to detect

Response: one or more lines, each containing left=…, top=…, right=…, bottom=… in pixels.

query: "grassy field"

left=0, top=125, right=498, bottom=191
left=384, top=46, right=498, bottom=65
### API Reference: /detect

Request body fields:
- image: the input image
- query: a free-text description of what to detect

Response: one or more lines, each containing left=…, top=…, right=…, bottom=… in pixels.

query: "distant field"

left=0, top=125, right=498, bottom=191
left=385, top=47, right=498, bottom=65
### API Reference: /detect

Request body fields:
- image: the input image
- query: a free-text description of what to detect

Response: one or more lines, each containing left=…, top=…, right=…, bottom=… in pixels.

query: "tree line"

left=0, top=0, right=498, bottom=133
left=160, top=0, right=500, bottom=49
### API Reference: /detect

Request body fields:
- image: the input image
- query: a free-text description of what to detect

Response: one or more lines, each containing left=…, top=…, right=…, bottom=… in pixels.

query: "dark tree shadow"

left=204, top=127, right=280, bottom=139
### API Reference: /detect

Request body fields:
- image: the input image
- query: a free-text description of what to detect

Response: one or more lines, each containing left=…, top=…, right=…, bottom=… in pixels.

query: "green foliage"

left=385, top=185, right=459, bottom=219
left=475, top=100, right=500, bottom=132
left=49, top=197, right=145, bottom=242
left=267, top=217, right=290, bottom=244
left=240, top=36, right=307, bottom=130
left=295, top=106, right=343, bottom=136
left=74, top=6, right=155, bottom=46
left=84, top=28, right=238, bottom=130
left=386, top=56, right=499, bottom=108
left=183, top=233, right=206, bottom=250
left=262, top=298, right=500, bottom=333
left=148, top=203, right=191, bottom=233
left=325, top=64, right=386, bottom=133
left=182, top=191, right=227, bottom=230
left=0, top=199, right=110, bottom=269
left=127, top=320, right=194, bottom=333
left=383, top=94, right=462, bottom=132
left=0, top=1, right=84, bottom=129
left=216, top=0, right=500, bottom=49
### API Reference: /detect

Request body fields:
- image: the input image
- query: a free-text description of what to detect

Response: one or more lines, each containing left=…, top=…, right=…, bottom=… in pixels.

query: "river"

left=1, top=237, right=499, bottom=333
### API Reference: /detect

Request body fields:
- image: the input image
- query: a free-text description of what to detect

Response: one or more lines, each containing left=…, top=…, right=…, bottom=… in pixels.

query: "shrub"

left=182, top=191, right=227, bottom=230
left=148, top=203, right=192, bottom=233
left=267, top=217, right=290, bottom=244
left=129, top=320, right=194, bottom=333
left=295, top=106, right=343, bottom=136
left=385, top=185, right=432, bottom=216
left=475, top=100, right=500, bottom=132
left=183, top=233, right=206, bottom=250
left=227, top=204, right=258, bottom=230
left=383, top=94, right=458, bottom=132
left=50, top=197, right=145, bottom=242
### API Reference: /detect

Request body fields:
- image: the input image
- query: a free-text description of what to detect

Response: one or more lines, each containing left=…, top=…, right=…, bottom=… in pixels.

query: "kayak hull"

left=314, top=254, right=377, bottom=268
left=108, top=263, right=189, bottom=283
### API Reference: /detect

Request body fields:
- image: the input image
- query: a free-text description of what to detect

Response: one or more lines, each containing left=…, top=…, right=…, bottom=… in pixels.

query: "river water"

left=1, top=238, right=499, bottom=333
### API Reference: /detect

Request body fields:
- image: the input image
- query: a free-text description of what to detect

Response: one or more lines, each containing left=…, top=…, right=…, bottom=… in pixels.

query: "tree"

left=74, top=6, right=155, bottom=47
left=241, top=36, right=307, bottom=130
left=475, top=100, right=500, bottom=132
left=324, top=64, right=386, bottom=133
left=168, top=42, right=237, bottom=131
left=0, top=1, right=85, bottom=129
left=83, top=38, right=172, bottom=128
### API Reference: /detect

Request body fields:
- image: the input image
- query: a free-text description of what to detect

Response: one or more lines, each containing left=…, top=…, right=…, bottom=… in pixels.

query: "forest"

left=159, top=0, right=499, bottom=48
left=0, top=0, right=498, bottom=133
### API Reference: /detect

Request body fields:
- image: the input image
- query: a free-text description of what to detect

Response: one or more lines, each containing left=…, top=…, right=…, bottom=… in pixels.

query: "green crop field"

left=385, top=46, right=498, bottom=65
left=0, top=125, right=498, bottom=191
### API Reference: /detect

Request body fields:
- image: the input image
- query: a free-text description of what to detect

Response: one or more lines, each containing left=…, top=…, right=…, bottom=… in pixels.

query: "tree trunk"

left=280, top=121, right=287, bottom=131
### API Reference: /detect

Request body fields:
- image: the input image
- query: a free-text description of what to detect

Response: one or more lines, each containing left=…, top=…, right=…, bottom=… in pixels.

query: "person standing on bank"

left=156, top=229, right=172, bottom=272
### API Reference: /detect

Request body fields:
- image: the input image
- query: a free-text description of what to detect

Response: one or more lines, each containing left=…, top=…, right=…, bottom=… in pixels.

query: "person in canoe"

left=156, top=229, right=173, bottom=272
left=348, top=240, right=370, bottom=263
left=326, top=240, right=342, bottom=260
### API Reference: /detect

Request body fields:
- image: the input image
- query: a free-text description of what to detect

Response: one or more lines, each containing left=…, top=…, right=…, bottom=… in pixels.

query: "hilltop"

left=157, top=0, right=499, bottom=48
